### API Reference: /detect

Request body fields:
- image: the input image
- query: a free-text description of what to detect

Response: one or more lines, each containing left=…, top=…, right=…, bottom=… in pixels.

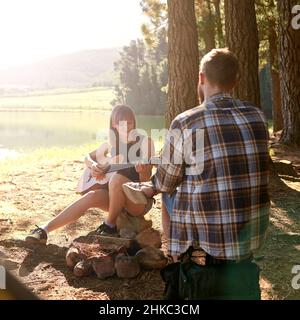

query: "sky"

left=0, top=0, right=146, bottom=69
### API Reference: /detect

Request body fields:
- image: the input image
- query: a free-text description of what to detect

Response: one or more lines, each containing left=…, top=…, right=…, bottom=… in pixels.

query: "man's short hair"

left=200, top=48, right=239, bottom=90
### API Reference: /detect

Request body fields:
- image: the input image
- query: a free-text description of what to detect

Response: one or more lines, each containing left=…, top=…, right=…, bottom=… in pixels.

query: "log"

left=71, top=234, right=134, bottom=250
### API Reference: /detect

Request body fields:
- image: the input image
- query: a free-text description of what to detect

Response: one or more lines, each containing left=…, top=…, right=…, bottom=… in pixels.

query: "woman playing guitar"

left=25, top=105, right=155, bottom=243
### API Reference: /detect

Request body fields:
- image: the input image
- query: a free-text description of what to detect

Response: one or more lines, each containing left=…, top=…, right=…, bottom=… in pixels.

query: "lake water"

left=0, top=111, right=165, bottom=157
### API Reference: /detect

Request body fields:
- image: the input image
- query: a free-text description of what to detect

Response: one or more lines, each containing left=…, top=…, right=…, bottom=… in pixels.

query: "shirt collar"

left=205, top=92, right=232, bottom=104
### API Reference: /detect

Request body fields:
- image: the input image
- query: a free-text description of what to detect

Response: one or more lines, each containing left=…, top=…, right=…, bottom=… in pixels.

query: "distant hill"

left=0, top=48, right=120, bottom=90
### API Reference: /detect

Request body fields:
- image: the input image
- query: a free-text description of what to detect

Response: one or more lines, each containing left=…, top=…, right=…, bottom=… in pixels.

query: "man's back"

left=166, top=93, right=270, bottom=260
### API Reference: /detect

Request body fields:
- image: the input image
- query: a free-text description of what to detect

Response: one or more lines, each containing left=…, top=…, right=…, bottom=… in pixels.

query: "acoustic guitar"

left=76, top=153, right=160, bottom=195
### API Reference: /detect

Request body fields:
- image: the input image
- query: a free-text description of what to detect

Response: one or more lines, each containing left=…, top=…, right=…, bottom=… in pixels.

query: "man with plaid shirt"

left=123, top=48, right=270, bottom=299
left=154, top=91, right=270, bottom=261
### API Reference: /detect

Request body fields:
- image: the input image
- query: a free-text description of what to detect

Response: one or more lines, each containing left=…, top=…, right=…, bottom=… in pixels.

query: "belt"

left=205, top=253, right=253, bottom=266
left=181, top=247, right=253, bottom=266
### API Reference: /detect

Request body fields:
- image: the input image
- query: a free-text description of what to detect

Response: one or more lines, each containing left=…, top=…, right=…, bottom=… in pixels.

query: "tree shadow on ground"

left=257, top=170, right=300, bottom=299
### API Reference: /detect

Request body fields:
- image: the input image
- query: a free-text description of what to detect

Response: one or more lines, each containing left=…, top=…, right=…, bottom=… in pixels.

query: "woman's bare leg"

left=105, top=173, right=147, bottom=226
left=45, top=189, right=109, bottom=233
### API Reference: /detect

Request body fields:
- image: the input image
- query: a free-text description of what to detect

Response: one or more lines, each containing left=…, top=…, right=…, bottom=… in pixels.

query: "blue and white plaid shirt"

left=152, top=93, right=270, bottom=260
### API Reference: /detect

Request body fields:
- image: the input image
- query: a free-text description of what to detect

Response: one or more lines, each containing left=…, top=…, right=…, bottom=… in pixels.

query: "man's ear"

left=199, top=72, right=205, bottom=85
left=233, top=74, right=240, bottom=87
left=228, top=76, right=239, bottom=91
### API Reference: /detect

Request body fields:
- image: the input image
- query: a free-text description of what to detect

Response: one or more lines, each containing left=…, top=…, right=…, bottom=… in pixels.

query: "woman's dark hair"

left=109, top=105, right=137, bottom=152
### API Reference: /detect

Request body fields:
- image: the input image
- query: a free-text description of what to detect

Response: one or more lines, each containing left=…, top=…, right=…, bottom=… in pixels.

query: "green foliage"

left=112, top=0, right=280, bottom=116
left=111, top=0, right=168, bottom=115
left=140, top=0, right=167, bottom=47
left=112, top=20, right=167, bottom=115
left=195, top=0, right=226, bottom=55
left=256, top=0, right=279, bottom=69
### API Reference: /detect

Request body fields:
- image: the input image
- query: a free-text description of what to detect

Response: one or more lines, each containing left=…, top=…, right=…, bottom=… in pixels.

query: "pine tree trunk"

left=203, top=0, right=216, bottom=52
left=268, top=14, right=283, bottom=132
left=224, top=0, right=261, bottom=107
left=167, top=0, right=199, bottom=127
left=213, top=0, right=225, bottom=47
left=271, top=69, right=283, bottom=132
left=278, top=0, right=300, bottom=146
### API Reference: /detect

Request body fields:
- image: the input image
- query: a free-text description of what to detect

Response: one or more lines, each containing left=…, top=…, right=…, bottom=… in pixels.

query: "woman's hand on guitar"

left=91, top=162, right=106, bottom=180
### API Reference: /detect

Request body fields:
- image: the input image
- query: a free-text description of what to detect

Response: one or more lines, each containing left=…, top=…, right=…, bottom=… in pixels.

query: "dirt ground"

left=1, top=133, right=300, bottom=300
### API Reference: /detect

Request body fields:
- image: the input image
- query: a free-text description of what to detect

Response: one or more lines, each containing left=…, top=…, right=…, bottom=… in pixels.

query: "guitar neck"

left=106, top=156, right=160, bottom=173
left=106, top=163, right=134, bottom=173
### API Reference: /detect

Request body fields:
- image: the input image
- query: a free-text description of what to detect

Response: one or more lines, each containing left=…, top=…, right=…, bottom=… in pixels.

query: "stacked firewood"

left=65, top=211, right=168, bottom=279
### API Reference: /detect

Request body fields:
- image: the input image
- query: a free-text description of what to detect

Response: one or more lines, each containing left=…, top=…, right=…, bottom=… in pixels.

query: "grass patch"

left=0, top=135, right=164, bottom=181
left=0, top=142, right=100, bottom=180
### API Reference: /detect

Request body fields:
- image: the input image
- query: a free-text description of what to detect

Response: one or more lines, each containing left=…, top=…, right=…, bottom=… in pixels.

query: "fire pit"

left=65, top=211, right=168, bottom=279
